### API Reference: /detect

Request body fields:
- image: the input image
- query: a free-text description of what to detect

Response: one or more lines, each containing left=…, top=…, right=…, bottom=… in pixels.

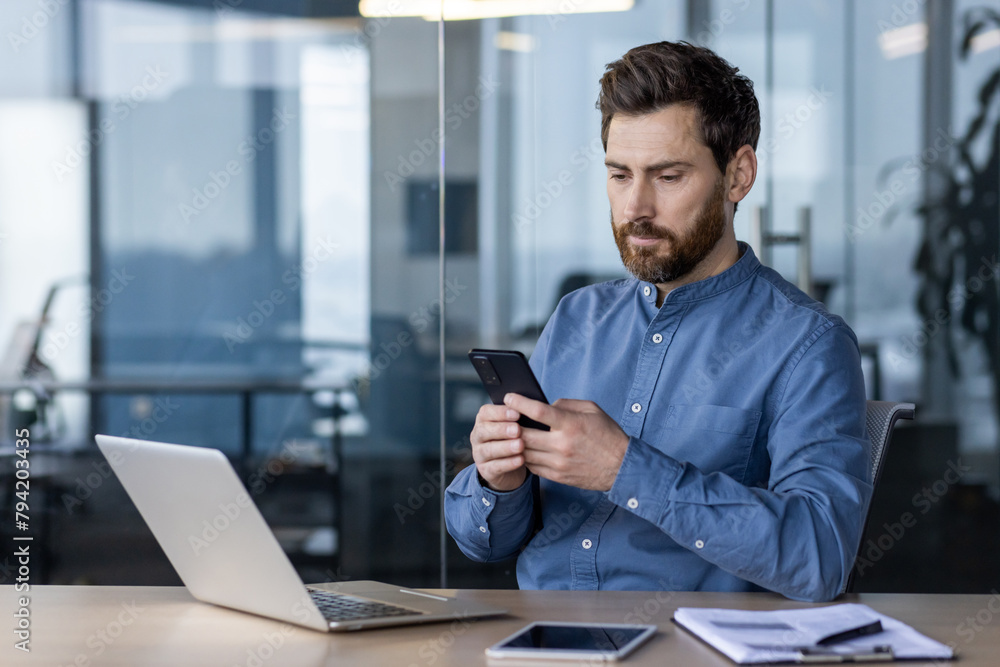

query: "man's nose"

left=623, top=178, right=655, bottom=221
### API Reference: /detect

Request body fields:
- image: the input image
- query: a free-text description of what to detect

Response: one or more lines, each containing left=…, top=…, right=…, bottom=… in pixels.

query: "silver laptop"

left=94, top=434, right=506, bottom=632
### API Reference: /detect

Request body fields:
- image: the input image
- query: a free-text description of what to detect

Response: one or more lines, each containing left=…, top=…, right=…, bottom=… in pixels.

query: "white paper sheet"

left=673, top=604, right=954, bottom=664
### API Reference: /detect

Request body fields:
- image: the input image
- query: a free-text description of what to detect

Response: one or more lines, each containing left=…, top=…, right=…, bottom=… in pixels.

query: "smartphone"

left=468, top=348, right=550, bottom=431
left=485, top=621, right=657, bottom=661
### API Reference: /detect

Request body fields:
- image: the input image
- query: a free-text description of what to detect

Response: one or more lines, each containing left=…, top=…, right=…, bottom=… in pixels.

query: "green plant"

left=909, top=6, right=1000, bottom=419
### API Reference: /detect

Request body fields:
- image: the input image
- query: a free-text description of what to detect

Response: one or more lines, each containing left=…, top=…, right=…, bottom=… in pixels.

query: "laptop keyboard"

left=307, top=589, right=423, bottom=622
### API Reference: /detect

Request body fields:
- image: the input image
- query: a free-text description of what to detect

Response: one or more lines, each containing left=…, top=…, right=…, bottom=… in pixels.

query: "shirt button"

left=482, top=497, right=491, bottom=507
left=643, top=286, right=651, bottom=297
left=695, top=539, right=705, bottom=549
left=479, top=526, right=487, bottom=533
left=582, top=539, right=593, bottom=549
left=631, top=403, right=642, bottom=413
left=627, top=498, right=639, bottom=509
left=652, top=333, right=663, bottom=344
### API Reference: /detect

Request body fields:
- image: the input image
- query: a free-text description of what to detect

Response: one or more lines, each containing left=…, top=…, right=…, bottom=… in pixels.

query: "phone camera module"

left=473, top=357, right=501, bottom=385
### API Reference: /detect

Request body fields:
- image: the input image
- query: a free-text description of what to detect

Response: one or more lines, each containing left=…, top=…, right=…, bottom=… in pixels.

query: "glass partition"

left=450, top=0, right=1000, bottom=592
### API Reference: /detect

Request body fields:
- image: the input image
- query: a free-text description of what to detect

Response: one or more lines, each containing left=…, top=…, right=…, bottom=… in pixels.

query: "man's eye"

left=610, top=173, right=628, bottom=181
left=661, top=174, right=679, bottom=182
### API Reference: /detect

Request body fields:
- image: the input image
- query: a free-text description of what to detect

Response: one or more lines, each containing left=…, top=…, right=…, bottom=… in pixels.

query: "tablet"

left=485, top=621, right=657, bottom=661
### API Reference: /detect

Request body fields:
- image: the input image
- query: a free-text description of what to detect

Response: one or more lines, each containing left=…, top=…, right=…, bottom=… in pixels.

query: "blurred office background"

left=0, top=0, right=997, bottom=593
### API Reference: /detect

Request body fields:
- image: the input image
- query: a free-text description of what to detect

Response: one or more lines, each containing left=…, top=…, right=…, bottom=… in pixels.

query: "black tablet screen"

left=502, top=624, right=647, bottom=651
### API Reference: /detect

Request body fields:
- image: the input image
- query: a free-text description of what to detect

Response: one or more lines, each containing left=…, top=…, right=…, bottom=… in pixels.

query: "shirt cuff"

left=471, top=469, right=533, bottom=521
left=607, top=436, right=683, bottom=524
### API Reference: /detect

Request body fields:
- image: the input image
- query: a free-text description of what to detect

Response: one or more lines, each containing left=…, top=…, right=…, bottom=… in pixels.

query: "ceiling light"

left=970, top=28, right=1000, bottom=54
left=359, top=0, right=634, bottom=21
left=495, top=31, right=535, bottom=52
left=877, top=22, right=927, bottom=60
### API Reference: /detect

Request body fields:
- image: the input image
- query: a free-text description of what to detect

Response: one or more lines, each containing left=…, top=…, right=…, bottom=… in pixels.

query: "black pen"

left=816, top=619, right=884, bottom=646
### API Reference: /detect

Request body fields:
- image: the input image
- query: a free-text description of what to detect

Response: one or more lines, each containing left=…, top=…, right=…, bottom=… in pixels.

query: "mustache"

left=618, top=220, right=672, bottom=240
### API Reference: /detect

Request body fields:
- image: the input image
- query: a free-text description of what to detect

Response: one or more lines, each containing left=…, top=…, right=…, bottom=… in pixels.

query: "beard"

left=612, top=177, right=727, bottom=285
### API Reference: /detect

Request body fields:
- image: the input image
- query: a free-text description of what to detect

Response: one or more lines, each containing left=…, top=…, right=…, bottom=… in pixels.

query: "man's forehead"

left=605, top=105, right=709, bottom=162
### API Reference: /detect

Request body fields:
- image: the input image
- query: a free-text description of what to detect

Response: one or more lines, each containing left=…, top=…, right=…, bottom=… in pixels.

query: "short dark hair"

left=597, top=41, right=760, bottom=175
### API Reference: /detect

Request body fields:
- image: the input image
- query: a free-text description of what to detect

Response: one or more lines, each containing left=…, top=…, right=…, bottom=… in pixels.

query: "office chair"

left=843, top=400, right=916, bottom=593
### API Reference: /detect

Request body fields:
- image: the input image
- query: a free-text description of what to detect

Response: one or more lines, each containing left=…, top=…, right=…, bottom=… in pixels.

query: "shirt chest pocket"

left=658, top=404, right=762, bottom=482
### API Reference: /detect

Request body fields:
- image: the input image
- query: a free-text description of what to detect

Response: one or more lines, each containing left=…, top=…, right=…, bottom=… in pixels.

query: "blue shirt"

left=444, top=243, right=870, bottom=602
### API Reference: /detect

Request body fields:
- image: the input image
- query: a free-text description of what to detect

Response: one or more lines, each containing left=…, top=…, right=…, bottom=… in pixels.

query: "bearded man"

left=445, top=41, right=869, bottom=603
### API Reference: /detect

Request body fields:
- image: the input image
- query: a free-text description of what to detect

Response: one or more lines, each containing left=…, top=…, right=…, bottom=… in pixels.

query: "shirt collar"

left=637, top=241, right=761, bottom=305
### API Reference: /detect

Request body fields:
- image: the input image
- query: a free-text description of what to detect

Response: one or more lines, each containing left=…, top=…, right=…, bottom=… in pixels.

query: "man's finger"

left=474, top=421, right=521, bottom=445
left=524, top=461, right=561, bottom=483
left=475, top=439, right=524, bottom=463
left=479, top=455, right=525, bottom=477
left=522, top=446, right=560, bottom=472
left=477, top=403, right=522, bottom=423
left=504, top=392, right=559, bottom=427
left=518, top=425, right=551, bottom=451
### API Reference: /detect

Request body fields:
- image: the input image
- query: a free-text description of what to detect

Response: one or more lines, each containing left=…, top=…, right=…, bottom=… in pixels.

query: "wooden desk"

left=3, top=585, right=992, bottom=665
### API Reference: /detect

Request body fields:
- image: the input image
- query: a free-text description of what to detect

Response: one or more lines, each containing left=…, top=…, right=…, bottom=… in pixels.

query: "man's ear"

left=726, top=145, right=757, bottom=204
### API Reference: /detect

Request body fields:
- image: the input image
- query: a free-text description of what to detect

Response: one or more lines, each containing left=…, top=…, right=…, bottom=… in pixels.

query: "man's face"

left=605, top=104, right=731, bottom=285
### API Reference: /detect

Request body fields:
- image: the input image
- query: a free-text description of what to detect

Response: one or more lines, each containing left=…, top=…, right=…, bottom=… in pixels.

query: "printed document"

left=673, top=603, right=954, bottom=663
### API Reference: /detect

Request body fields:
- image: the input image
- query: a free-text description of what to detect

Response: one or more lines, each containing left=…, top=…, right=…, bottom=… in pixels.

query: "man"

left=445, top=41, right=869, bottom=602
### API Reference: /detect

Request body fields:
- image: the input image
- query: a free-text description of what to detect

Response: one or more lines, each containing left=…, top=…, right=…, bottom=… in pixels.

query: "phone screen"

left=502, top=624, right=648, bottom=651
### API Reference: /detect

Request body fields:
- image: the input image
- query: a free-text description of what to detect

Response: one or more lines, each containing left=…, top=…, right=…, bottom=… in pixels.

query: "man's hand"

left=470, top=404, right=529, bottom=491
left=505, top=394, right=630, bottom=492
